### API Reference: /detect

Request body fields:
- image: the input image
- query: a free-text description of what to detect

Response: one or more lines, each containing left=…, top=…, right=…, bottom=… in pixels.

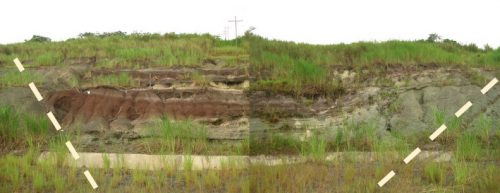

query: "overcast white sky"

left=1, top=0, right=499, bottom=48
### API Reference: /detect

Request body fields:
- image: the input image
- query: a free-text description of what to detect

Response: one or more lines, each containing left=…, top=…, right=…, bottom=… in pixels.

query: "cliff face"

left=44, top=86, right=249, bottom=139
left=249, top=66, right=500, bottom=146
left=2, top=60, right=499, bottom=151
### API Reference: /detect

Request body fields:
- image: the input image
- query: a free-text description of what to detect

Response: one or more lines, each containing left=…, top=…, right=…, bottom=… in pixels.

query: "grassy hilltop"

left=0, top=32, right=249, bottom=68
left=0, top=32, right=250, bottom=88
left=249, top=34, right=500, bottom=97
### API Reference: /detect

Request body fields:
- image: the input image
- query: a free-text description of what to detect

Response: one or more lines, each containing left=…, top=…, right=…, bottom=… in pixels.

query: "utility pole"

left=228, top=16, right=243, bottom=58
left=223, top=27, right=227, bottom=40
left=224, top=26, right=231, bottom=41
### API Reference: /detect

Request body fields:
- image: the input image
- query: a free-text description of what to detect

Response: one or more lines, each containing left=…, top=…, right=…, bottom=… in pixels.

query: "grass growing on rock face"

left=0, top=105, right=21, bottom=141
left=456, top=133, right=481, bottom=162
left=143, top=116, right=208, bottom=154
left=452, top=156, right=474, bottom=188
left=466, top=68, right=489, bottom=86
left=308, top=133, right=328, bottom=162
left=88, top=72, right=138, bottom=87
left=476, top=113, right=492, bottom=143
left=0, top=70, right=43, bottom=88
left=431, top=106, right=446, bottom=128
left=439, top=116, right=462, bottom=143
left=251, top=115, right=393, bottom=156
left=424, top=160, right=445, bottom=185
left=0, top=105, right=52, bottom=153
left=23, top=113, right=50, bottom=137
left=140, top=116, right=248, bottom=156
left=192, top=71, right=211, bottom=86
left=249, top=59, right=342, bottom=98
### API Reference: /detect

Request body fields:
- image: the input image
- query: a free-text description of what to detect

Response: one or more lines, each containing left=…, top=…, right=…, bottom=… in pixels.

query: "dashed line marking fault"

left=429, top=124, right=447, bottom=141
left=481, top=78, right=498, bottom=94
left=84, top=170, right=98, bottom=189
left=13, top=58, right=98, bottom=189
left=378, top=171, right=395, bottom=187
left=13, top=58, right=24, bottom=72
left=28, top=82, right=43, bottom=101
left=403, top=147, right=421, bottom=164
left=47, top=111, right=62, bottom=131
left=65, top=141, right=80, bottom=160
left=455, top=101, right=472, bottom=118
left=379, top=78, right=496, bottom=187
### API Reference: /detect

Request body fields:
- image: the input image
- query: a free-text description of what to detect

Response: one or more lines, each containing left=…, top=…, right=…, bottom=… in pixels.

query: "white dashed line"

left=429, top=124, right=447, bottom=141
left=381, top=78, right=499, bottom=188
left=13, top=58, right=24, bottom=72
left=481, top=78, right=498, bottom=94
left=14, top=58, right=98, bottom=189
left=455, top=101, right=472, bottom=118
left=65, top=141, right=80, bottom=160
left=378, top=171, right=395, bottom=187
left=84, top=170, right=98, bottom=189
left=47, top=111, right=62, bottom=130
left=403, top=147, right=421, bottom=164
left=28, top=82, right=43, bottom=101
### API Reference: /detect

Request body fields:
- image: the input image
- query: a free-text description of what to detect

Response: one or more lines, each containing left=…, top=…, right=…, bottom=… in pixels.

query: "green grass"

left=431, top=106, right=446, bottom=128
left=87, top=72, right=138, bottom=87
left=0, top=142, right=248, bottom=192
left=251, top=34, right=498, bottom=70
left=476, top=113, right=492, bottom=143
left=472, top=47, right=500, bottom=69
left=140, top=116, right=247, bottom=155
left=0, top=105, right=21, bottom=141
left=0, top=32, right=249, bottom=68
left=438, top=116, right=463, bottom=143
left=192, top=71, right=211, bottom=86
left=469, top=163, right=500, bottom=192
left=23, top=113, right=50, bottom=137
left=452, top=156, right=473, bottom=187
left=307, top=133, right=328, bottom=162
left=424, top=161, right=445, bottom=185
left=456, top=133, right=481, bottom=162
left=249, top=34, right=499, bottom=98
left=0, top=70, right=43, bottom=87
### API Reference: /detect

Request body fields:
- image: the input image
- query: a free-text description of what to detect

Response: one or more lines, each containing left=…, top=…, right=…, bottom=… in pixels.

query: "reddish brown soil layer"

left=44, top=86, right=249, bottom=126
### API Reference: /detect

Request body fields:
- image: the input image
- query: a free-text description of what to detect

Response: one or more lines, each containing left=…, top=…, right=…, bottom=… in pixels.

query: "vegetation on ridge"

left=0, top=32, right=249, bottom=68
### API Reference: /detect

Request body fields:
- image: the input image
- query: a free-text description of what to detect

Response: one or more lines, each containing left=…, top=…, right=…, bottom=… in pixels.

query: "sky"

left=1, top=0, right=499, bottom=48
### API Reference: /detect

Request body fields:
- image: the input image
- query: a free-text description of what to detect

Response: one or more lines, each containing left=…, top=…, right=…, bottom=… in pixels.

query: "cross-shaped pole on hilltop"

left=228, top=16, right=243, bottom=59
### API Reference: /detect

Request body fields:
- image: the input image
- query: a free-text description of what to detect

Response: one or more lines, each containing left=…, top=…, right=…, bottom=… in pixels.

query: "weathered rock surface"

left=43, top=86, right=249, bottom=141
left=250, top=66, right=500, bottom=143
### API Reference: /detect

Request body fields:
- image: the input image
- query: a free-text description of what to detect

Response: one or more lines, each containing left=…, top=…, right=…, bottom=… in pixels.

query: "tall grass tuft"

left=424, top=161, right=445, bottom=185
left=456, top=133, right=481, bottom=161
left=143, top=116, right=208, bottom=154
left=0, top=105, right=20, bottom=141
left=476, top=113, right=492, bottom=143
left=309, top=133, right=327, bottom=162
left=0, top=70, right=43, bottom=88
left=23, top=113, right=50, bottom=137
left=431, top=106, right=446, bottom=128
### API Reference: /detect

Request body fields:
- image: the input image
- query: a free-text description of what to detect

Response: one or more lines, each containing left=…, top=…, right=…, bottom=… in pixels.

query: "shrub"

left=25, top=35, right=51, bottom=43
left=426, top=33, right=441, bottom=43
